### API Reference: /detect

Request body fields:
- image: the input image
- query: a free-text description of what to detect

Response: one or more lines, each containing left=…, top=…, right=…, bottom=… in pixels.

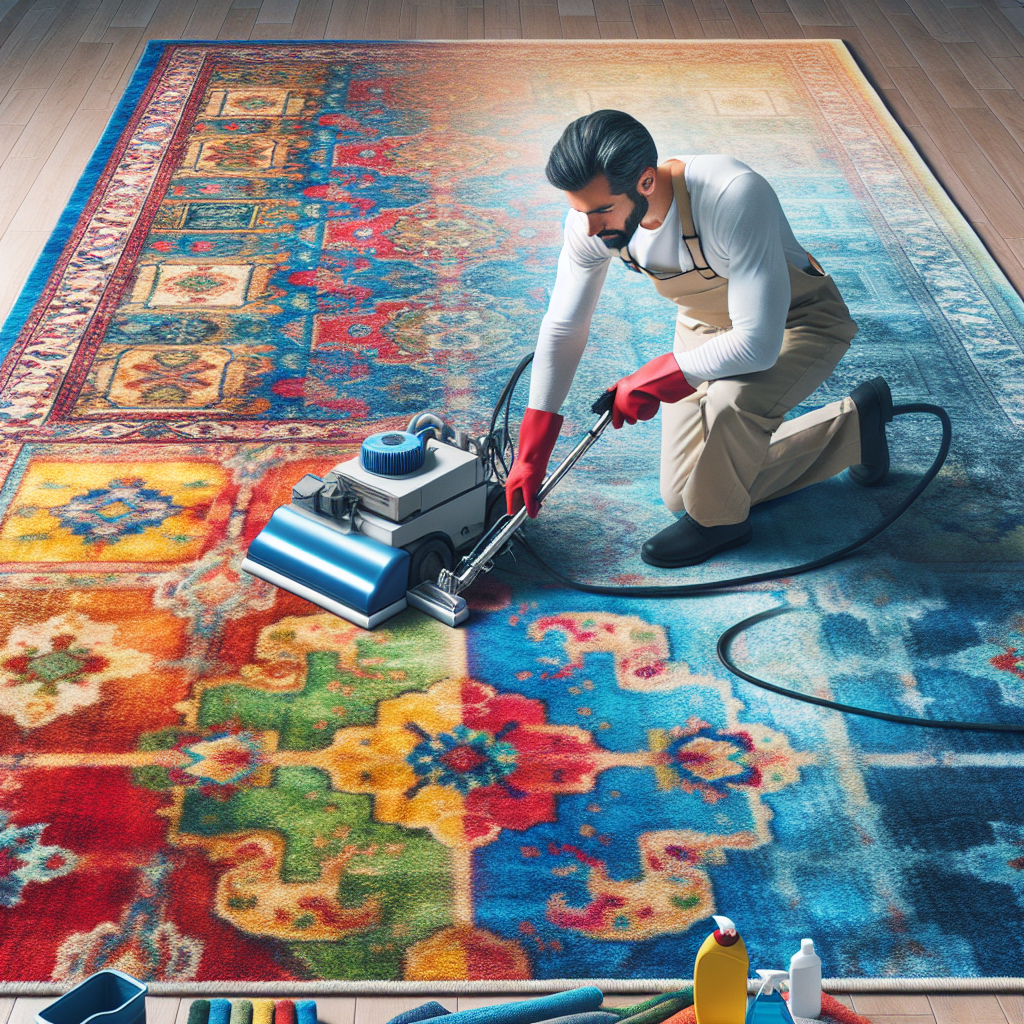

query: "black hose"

left=489, top=358, right=1019, bottom=732
left=716, top=606, right=1024, bottom=733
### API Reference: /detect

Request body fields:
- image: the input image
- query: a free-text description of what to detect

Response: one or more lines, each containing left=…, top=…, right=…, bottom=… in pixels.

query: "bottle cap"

left=801, top=939, right=815, bottom=955
left=711, top=914, right=739, bottom=946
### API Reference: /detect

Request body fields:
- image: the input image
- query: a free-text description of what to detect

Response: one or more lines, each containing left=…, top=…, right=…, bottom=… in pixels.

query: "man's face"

left=565, top=173, right=649, bottom=250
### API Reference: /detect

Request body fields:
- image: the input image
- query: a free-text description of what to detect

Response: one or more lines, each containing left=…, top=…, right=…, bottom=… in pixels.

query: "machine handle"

left=591, top=388, right=615, bottom=415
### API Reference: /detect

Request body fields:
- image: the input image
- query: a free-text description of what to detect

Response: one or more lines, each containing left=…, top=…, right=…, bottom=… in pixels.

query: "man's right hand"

left=505, top=407, right=564, bottom=517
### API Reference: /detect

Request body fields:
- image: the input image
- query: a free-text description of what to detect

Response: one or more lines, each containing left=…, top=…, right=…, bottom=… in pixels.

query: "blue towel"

left=529, top=1014, right=619, bottom=1024
left=386, top=1004, right=451, bottom=1024
left=295, top=1001, right=317, bottom=1024
left=208, top=1001, right=232, bottom=1024
left=434, top=989, right=605, bottom=1024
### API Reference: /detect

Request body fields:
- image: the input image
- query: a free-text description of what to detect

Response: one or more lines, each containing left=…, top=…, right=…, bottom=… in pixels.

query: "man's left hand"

left=610, top=352, right=697, bottom=428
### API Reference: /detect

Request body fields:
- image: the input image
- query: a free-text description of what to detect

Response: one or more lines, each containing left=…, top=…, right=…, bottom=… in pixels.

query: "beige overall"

left=628, top=163, right=862, bottom=527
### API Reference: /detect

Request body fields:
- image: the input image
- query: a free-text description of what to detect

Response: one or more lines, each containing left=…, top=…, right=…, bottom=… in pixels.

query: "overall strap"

left=671, top=162, right=719, bottom=281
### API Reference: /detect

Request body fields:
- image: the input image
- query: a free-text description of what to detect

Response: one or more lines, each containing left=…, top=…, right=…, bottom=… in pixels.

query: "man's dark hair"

left=545, top=110, right=658, bottom=195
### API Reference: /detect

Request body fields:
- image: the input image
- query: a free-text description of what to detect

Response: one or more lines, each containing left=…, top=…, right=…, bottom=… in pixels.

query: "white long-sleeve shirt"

left=528, top=155, right=813, bottom=413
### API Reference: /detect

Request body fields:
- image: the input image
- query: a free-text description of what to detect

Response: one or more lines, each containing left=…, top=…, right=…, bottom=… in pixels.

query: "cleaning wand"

left=406, top=390, right=615, bottom=626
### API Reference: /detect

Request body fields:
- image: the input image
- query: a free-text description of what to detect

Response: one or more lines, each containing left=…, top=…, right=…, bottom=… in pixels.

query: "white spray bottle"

left=788, top=939, right=822, bottom=1019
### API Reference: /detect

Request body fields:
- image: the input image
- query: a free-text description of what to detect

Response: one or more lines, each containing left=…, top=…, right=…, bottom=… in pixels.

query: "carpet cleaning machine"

left=241, top=356, right=1024, bottom=734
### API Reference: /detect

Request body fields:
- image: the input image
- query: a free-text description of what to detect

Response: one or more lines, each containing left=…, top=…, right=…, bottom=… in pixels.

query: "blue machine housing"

left=243, top=505, right=411, bottom=629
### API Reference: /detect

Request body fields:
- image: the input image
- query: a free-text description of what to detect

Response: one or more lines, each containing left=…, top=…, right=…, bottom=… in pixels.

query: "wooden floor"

left=1, top=0, right=1024, bottom=1017
left=2, top=0, right=1024, bottom=322
left=1, top=992, right=1023, bottom=1024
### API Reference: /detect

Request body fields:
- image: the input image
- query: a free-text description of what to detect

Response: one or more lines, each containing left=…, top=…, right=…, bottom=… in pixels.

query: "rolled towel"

left=385, top=1002, right=452, bottom=1024
left=209, top=1000, right=233, bottom=1024
left=528, top=1013, right=619, bottom=1024
left=229, top=1003, right=253, bottom=1024
left=296, top=1001, right=317, bottom=1024
left=252, top=1001, right=275, bottom=1024
left=187, top=1001, right=211, bottom=1024
left=435, top=988, right=604, bottom=1024
left=275, top=1001, right=297, bottom=1024
left=615, top=995, right=692, bottom=1024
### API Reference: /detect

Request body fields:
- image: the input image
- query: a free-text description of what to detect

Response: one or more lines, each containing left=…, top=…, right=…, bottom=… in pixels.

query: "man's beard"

left=598, top=189, right=649, bottom=250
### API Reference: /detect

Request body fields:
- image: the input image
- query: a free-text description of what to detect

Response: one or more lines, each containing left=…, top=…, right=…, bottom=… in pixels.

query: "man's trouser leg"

left=659, top=278, right=861, bottom=527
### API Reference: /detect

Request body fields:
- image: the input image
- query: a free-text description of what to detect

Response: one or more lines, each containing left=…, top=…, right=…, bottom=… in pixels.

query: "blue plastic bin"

left=36, top=970, right=147, bottom=1024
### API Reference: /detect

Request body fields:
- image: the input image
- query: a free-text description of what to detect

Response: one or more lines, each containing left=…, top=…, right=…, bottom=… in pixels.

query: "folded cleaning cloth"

left=385, top=1004, right=451, bottom=1024
left=209, top=1001, right=232, bottom=1024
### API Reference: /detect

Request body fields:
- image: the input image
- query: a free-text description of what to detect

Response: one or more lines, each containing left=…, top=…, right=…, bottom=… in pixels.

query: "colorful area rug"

left=1, top=40, right=1023, bottom=993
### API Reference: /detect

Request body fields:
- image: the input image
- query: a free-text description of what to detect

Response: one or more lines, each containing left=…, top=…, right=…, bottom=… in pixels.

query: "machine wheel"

left=406, top=533, right=455, bottom=588
left=484, top=482, right=507, bottom=531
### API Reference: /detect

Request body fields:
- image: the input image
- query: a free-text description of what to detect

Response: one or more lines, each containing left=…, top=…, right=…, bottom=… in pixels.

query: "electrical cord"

left=490, top=357, right=1024, bottom=733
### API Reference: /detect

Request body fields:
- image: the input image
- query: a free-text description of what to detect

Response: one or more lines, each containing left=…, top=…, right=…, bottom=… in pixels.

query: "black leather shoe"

left=849, top=376, right=893, bottom=487
left=641, top=514, right=753, bottom=568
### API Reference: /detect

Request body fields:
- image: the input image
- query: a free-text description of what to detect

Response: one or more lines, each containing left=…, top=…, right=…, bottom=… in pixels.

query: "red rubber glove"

left=505, top=407, right=564, bottom=517
left=611, top=352, right=697, bottom=428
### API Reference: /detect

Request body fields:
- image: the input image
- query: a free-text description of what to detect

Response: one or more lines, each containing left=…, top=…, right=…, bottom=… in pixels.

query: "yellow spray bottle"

left=693, top=914, right=750, bottom=1024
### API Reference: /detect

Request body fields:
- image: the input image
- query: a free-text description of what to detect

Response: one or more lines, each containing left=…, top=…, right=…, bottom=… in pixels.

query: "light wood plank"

left=0, top=84, right=42, bottom=121
left=998, top=995, right=1024, bottom=1024
left=0, top=0, right=36, bottom=52
left=907, top=120, right=988, bottom=219
left=256, top=0, right=301, bottom=23
left=702, top=15, right=739, bottom=31
left=724, top=0, right=769, bottom=36
left=8, top=105, right=109, bottom=230
left=111, top=0, right=161, bottom=27
left=7, top=40, right=109, bottom=159
left=599, top=16, right=637, bottom=31
left=79, top=25, right=144, bottom=109
left=901, top=0, right=972, bottom=40
left=0, top=998, right=15, bottom=1024
left=182, top=0, right=236, bottom=37
left=468, top=3, right=484, bottom=35
left=991, top=55, right=1024, bottom=91
left=956, top=102, right=1024, bottom=200
left=81, top=0, right=128, bottom=42
left=663, top=0, right=708, bottom=35
left=868, top=1017, right=939, bottom=1024
left=944, top=40, right=1014, bottom=89
left=887, top=61, right=970, bottom=130
left=886, top=12, right=985, bottom=107
left=953, top=4, right=1023, bottom=57
left=291, top=0, right=333, bottom=35
left=4, top=0, right=94, bottom=93
left=316, top=999, right=357, bottom=1024
left=692, top=0, right=730, bottom=20
left=560, top=11, right=600, bottom=32
left=789, top=0, right=840, bottom=24
left=757, top=8, right=804, bottom=30
left=522, top=2, right=563, bottom=33
left=415, top=0, right=471, bottom=37
left=353, top=996, right=458, bottom=1024
left=594, top=0, right=631, bottom=17
left=929, top=995, right=1011, bottom=1024
left=325, top=0, right=369, bottom=36
left=846, top=0, right=918, bottom=67
left=853, top=995, right=935, bottom=1016
left=558, top=0, right=595, bottom=12
left=486, top=0, right=524, bottom=32
left=823, top=0, right=855, bottom=24
left=0, top=119, right=23, bottom=161
left=363, top=0, right=402, bottom=37
left=630, top=0, right=676, bottom=34
left=6, top=999, right=53, bottom=1024
left=145, top=998, right=181, bottom=1024
left=217, top=6, right=258, bottom=36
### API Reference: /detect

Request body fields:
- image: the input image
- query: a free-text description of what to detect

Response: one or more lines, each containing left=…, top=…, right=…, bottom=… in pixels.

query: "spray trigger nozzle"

left=712, top=914, right=736, bottom=934
left=755, top=970, right=789, bottom=995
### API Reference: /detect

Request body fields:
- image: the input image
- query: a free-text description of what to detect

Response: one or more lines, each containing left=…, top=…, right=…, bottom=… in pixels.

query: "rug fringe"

left=3, top=977, right=1024, bottom=997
